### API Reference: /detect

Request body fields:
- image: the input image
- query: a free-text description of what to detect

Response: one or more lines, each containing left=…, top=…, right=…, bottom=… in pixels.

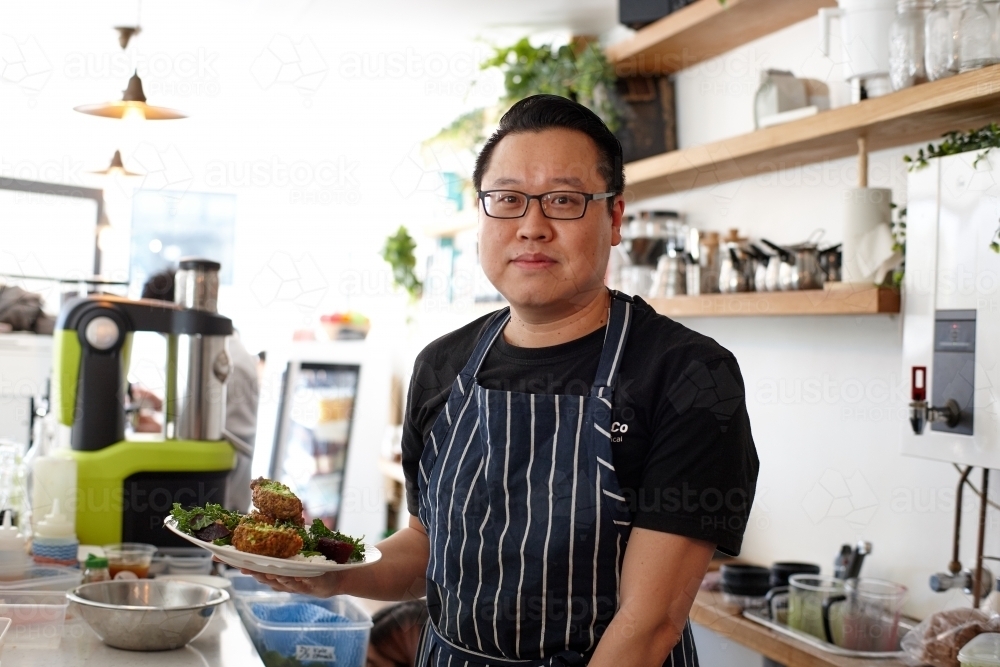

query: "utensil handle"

left=765, top=586, right=789, bottom=621
left=822, top=594, right=847, bottom=645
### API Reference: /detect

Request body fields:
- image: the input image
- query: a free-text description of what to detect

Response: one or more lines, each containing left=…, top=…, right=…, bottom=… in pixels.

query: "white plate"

left=163, top=517, right=381, bottom=577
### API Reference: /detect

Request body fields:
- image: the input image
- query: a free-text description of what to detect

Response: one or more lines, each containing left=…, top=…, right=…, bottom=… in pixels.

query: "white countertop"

left=2, top=601, right=265, bottom=667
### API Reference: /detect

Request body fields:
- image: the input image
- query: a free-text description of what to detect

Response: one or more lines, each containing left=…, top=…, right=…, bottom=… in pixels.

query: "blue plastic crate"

left=244, top=595, right=372, bottom=667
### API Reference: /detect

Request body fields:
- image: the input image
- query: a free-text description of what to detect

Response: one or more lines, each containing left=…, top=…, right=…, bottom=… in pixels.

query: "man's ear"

left=610, top=196, right=625, bottom=247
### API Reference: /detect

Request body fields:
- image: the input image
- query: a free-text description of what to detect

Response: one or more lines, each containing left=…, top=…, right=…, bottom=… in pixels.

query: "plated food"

left=165, top=477, right=379, bottom=576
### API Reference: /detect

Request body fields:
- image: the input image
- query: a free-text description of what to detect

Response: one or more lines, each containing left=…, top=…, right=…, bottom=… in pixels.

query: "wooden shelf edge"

left=647, top=285, right=900, bottom=318
left=607, top=0, right=835, bottom=75
left=691, top=591, right=905, bottom=667
left=624, top=65, right=1000, bottom=200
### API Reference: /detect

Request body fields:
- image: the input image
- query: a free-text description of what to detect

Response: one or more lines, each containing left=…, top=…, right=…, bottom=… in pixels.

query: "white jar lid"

left=959, top=632, right=1000, bottom=666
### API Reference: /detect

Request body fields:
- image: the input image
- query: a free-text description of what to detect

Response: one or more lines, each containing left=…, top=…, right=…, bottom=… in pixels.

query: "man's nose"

left=516, top=199, right=553, bottom=241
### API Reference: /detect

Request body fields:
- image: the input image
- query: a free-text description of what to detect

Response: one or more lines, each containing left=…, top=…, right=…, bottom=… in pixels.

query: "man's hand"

left=589, top=528, right=715, bottom=667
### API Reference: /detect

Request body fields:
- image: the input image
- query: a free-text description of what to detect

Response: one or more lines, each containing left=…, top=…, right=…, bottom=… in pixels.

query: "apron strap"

left=459, top=307, right=512, bottom=383
left=590, top=290, right=633, bottom=400
left=423, top=620, right=589, bottom=667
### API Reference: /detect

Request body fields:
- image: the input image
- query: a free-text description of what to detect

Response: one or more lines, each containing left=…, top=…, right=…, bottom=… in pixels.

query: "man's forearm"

left=337, top=524, right=429, bottom=601
left=588, top=604, right=684, bottom=667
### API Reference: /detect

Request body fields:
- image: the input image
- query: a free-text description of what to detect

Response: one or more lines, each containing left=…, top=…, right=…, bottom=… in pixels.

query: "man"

left=248, top=95, right=758, bottom=666
left=138, top=269, right=261, bottom=512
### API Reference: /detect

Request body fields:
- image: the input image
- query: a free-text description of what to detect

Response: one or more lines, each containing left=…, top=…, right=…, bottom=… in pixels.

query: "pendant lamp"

left=74, top=71, right=186, bottom=120
left=90, top=150, right=143, bottom=176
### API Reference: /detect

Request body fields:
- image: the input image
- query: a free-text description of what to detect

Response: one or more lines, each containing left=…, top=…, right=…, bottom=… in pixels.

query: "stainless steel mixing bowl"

left=68, top=579, right=230, bottom=651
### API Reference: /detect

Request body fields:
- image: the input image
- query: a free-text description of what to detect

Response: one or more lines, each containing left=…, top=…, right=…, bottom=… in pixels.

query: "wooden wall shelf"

left=606, top=0, right=835, bottom=76
left=623, top=65, right=1000, bottom=201
left=691, top=591, right=905, bottom=667
left=646, top=284, right=900, bottom=318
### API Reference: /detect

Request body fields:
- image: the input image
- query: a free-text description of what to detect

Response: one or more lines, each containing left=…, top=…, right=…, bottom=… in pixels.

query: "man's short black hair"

left=142, top=269, right=176, bottom=302
left=472, top=94, right=624, bottom=211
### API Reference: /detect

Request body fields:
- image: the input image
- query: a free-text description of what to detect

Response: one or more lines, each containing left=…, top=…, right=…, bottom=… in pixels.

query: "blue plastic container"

left=243, top=596, right=372, bottom=667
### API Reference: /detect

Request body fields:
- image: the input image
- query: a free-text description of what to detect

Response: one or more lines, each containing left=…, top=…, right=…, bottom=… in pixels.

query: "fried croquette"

left=250, top=477, right=304, bottom=522
left=231, top=521, right=303, bottom=559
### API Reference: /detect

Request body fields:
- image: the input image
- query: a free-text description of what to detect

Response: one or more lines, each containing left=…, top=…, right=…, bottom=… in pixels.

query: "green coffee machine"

left=52, top=259, right=252, bottom=547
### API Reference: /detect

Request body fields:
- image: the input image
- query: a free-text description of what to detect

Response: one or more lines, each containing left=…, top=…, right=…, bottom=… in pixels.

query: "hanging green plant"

left=481, top=38, right=622, bottom=132
left=903, top=123, right=1000, bottom=171
left=381, top=226, right=422, bottom=300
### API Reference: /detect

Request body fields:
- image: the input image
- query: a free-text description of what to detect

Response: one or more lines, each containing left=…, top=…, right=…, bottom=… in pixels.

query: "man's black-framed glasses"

left=478, top=190, right=615, bottom=220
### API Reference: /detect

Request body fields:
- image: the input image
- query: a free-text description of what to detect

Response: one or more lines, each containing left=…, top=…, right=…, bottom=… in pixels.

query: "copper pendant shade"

left=73, top=71, right=187, bottom=120
left=90, top=150, right=143, bottom=176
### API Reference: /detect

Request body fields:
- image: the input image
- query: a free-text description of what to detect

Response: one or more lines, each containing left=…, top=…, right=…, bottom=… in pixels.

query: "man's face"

left=478, top=127, right=624, bottom=313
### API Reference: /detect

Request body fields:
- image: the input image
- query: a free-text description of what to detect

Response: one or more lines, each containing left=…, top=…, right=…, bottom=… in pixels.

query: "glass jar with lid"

left=890, top=0, right=932, bottom=90
left=959, top=0, right=999, bottom=71
left=925, top=0, right=963, bottom=79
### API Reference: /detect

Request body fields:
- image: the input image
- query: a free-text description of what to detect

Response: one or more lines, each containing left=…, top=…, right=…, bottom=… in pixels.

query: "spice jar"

left=82, top=553, right=111, bottom=584
left=890, top=0, right=931, bottom=90
left=925, top=0, right=964, bottom=80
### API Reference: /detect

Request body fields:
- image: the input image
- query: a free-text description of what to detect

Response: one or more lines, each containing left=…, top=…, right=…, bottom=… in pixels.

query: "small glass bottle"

left=82, top=554, right=111, bottom=584
left=959, top=0, right=1000, bottom=71
left=890, top=0, right=932, bottom=90
left=926, top=0, right=964, bottom=80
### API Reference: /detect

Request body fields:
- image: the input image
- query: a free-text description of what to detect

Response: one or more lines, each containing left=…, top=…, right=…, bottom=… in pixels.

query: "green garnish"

left=258, top=480, right=295, bottom=497
left=170, top=503, right=243, bottom=533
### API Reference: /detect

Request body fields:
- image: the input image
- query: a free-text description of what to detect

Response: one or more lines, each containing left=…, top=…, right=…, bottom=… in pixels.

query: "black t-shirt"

left=402, top=296, right=759, bottom=556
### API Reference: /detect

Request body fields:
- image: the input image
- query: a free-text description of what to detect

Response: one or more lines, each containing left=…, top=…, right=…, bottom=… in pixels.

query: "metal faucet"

left=834, top=541, right=872, bottom=579
left=909, top=366, right=961, bottom=434
left=930, top=568, right=994, bottom=599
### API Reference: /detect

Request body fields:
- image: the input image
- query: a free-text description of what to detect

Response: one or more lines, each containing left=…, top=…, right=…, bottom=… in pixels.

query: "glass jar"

left=959, top=0, right=999, bottom=71
left=987, top=0, right=1000, bottom=60
left=926, top=0, right=963, bottom=79
left=890, top=0, right=932, bottom=90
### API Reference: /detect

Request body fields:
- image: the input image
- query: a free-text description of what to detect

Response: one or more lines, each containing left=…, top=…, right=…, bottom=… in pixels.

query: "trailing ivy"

left=903, top=123, right=1000, bottom=171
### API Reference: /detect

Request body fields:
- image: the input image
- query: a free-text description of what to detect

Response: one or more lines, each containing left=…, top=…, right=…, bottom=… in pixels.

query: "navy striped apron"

left=416, top=291, right=698, bottom=667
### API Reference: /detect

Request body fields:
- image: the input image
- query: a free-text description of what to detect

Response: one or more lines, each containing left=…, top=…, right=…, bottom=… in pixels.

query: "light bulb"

left=122, top=105, right=145, bottom=122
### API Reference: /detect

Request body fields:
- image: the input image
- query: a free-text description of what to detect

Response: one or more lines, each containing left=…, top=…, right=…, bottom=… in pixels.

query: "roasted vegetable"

left=316, top=537, right=355, bottom=564
left=250, top=477, right=304, bottom=523
left=231, top=522, right=303, bottom=559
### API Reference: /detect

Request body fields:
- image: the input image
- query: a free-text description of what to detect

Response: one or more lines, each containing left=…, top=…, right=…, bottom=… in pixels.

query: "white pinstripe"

left=441, top=419, right=480, bottom=639
left=590, top=468, right=600, bottom=651
left=453, top=457, right=485, bottom=646
left=431, top=387, right=477, bottom=582
left=457, top=375, right=464, bottom=395
left=594, top=423, right=611, bottom=439
left=539, top=396, right=559, bottom=658
left=603, top=490, right=626, bottom=502
left=430, top=431, right=438, bottom=456
left=492, top=393, right=513, bottom=651
left=471, top=390, right=494, bottom=652
left=514, top=395, right=536, bottom=659
left=564, top=396, right=584, bottom=647
left=596, top=456, right=614, bottom=470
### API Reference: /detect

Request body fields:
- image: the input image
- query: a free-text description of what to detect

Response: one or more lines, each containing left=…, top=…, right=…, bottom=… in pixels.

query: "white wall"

left=638, top=17, right=996, bottom=620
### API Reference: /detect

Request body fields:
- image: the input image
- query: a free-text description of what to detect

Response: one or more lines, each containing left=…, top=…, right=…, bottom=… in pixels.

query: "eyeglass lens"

left=482, top=191, right=589, bottom=219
